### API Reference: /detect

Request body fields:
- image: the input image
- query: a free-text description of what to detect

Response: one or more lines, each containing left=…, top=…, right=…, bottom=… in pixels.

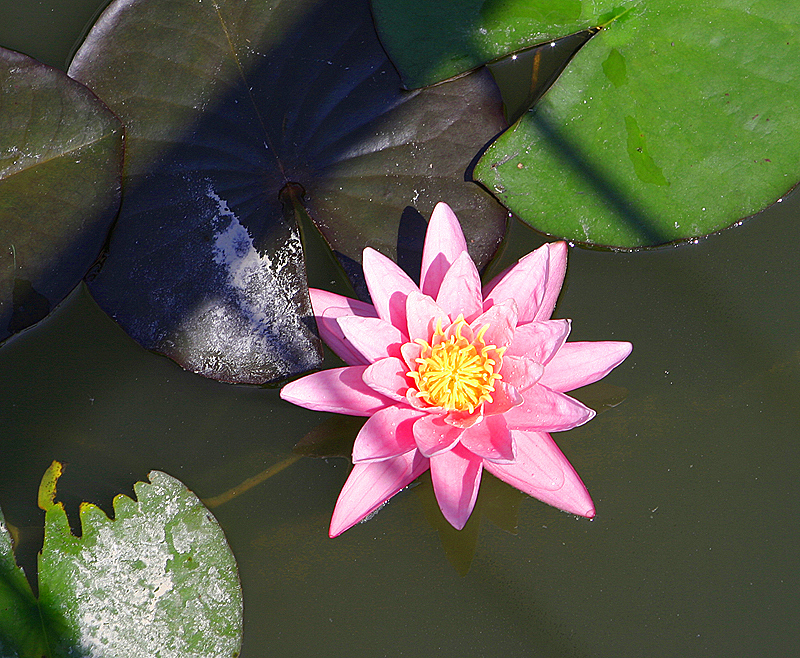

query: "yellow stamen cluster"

left=408, top=317, right=504, bottom=413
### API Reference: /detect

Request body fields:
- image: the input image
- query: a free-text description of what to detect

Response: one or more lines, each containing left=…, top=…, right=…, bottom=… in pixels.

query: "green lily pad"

left=0, top=462, right=242, bottom=658
left=0, top=48, right=122, bottom=344
left=475, top=2, right=800, bottom=247
left=370, top=0, right=630, bottom=89
left=67, top=0, right=507, bottom=383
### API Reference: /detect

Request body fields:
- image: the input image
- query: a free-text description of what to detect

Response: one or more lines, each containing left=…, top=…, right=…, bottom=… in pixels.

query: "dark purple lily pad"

left=67, top=0, right=508, bottom=384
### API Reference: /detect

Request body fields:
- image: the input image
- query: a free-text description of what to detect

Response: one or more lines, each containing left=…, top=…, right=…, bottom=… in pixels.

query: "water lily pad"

left=0, top=48, right=122, bottom=343
left=475, top=2, right=800, bottom=247
left=68, top=0, right=507, bottom=383
left=371, top=0, right=630, bottom=89
left=0, top=462, right=242, bottom=658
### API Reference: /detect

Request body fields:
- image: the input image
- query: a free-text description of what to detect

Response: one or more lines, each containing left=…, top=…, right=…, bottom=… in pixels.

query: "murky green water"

left=2, top=2, right=799, bottom=656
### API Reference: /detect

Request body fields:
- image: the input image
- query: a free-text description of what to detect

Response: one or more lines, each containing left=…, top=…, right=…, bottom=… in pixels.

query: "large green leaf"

left=370, top=0, right=628, bottom=89
left=67, top=0, right=507, bottom=384
left=0, top=48, right=122, bottom=344
left=0, top=463, right=242, bottom=658
left=475, top=2, right=800, bottom=247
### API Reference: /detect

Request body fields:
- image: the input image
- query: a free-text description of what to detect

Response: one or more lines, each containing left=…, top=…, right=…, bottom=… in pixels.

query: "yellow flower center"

left=408, top=317, right=504, bottom=413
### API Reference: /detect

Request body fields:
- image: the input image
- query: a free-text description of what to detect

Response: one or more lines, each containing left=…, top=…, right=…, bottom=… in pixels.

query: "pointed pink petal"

left=352, top=405, right=423, bottom=462
left=310, top=288, right=377, bottom=319
left=280, top=367, right=391, bottom=416
left=485, top=430, right=594, bottom=517
left=499, top=356, right=544, bottom=390
left=337, top=315, right=406, bottom=362
left=363, top=247, right=420, bottom=329
left=311, top=289, right=378, bottom=366
left=435, top=251, right=483, bottom=322
left=506, top=319, right=571, bottom=364
left=482, top=243, right=549, bottom=324
left=539, top=341, right=633, bottom=392
left=329, top=450, right=429, bottom=537
left=363, top=357, right=411, bottom=402
left=405, top=291, right=448, bottom=342
left=459, top=415, right=515, bottom=463
left=412, top=414, right=464, bottom=457
left=470, top=299, right=518, bottom=349
left=536, top=242, right=568, bottom=320
left=420, top=202, right=469, bottom=299
left=503, top=385, right=595, bottom=432
left=482, top=381, right=523, bottom=416
left=430, top=444, right=483, bottom=530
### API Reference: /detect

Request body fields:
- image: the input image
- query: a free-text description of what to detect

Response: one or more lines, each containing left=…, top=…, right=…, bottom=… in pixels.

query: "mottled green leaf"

left=68, top=0, right=507, bottom=383
left=371, top=0, right=630, bottom=88
left=0, top=48, right=121, bottom=344
left=475, top=1, right=800, bottom=247
left=0, top=463, right=242, bottom=658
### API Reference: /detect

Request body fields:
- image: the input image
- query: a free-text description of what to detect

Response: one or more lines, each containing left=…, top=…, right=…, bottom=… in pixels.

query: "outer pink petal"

left=412, top=414, right=464, bottom=457
left=538, top=341, right=633, bottom=392
left=363, top=357, right=411, bottom=402
left=405, top=291, right=448, bottom=342
left=482, top=243, right=549, bottom=324
left=352, top=405, right=423, bottom=463
left=337, top=315, right=406, bottom=362
left=500, top=356, right=544, bottom=390
left=363, top=247, right=420, bottom=330
left=435, top=251, right=483, bottom=322
left=330, top=450, right=429, bottom=537
left=311, top=289, right=378, bottom=366
left=485, top=430, right=595, bottom=517
left=420, top=202, right=469, bottom=299
left=310, top=288, right=377, bottom=319
left=503, top=385, right=595, bottom=432
left=459, top=414, right=515, bottom=463
left=280, top=366, right=392, bottom=416
left=430, top=444, right=483, bottom=530
left=470, top=299, right=518, bottom=349
left=506, top=319, right=571, bottom=364
left=535, top=241, right=568, bottom=321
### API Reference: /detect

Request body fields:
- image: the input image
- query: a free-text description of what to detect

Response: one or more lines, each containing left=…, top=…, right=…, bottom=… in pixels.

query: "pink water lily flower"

left=281, top=203, right=631, bottom=537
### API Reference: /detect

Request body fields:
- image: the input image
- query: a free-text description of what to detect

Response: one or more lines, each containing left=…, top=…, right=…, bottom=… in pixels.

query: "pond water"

left=2, top=2, right=799, bottom=657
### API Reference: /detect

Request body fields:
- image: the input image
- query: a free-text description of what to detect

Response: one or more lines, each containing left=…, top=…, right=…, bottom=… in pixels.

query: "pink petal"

left=482, top=380, right=523, bottom=416
left=459, top=415, right=515, bottom=463
left=482, top=243, right=549, bottom=324
left=337, top=315, right=406, bottom=362
left=363, top=247, right=420, bottom=330
left=352, top=405, right=423, bottom=463
left=429, top=444, right=483, bottom=530
left=318, top=307, right=371, bottom=366
left=435, top=251, right=483, bottom=322
left=329, top=450, right=429, bottom=537
left=535, top=241, right=568, bottom=321
left=538, top=341, right=633, bottom=392
left=310, top=288, right=377, bottom=320
left=503, top=385, right=595, bottom=432
left=412, top=414, right=464, bottom=457
left=469, top=299, right=518, bottom=349
left=311, top=289, right=378, bottom=366
left=400, top=341, right=423, bottom=371
left=485, top=430, right=594, bottom=517
left=363, top=357, right=411, bottom=402
left=506, top=319, right=571, bottom=364
left=280, top=366, right=392, bottom=416
left=420, top=202, right=469, bottom=299
left=405, top=291, right=448, bottom=342
left=499, top=355, right=544, bottom=390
